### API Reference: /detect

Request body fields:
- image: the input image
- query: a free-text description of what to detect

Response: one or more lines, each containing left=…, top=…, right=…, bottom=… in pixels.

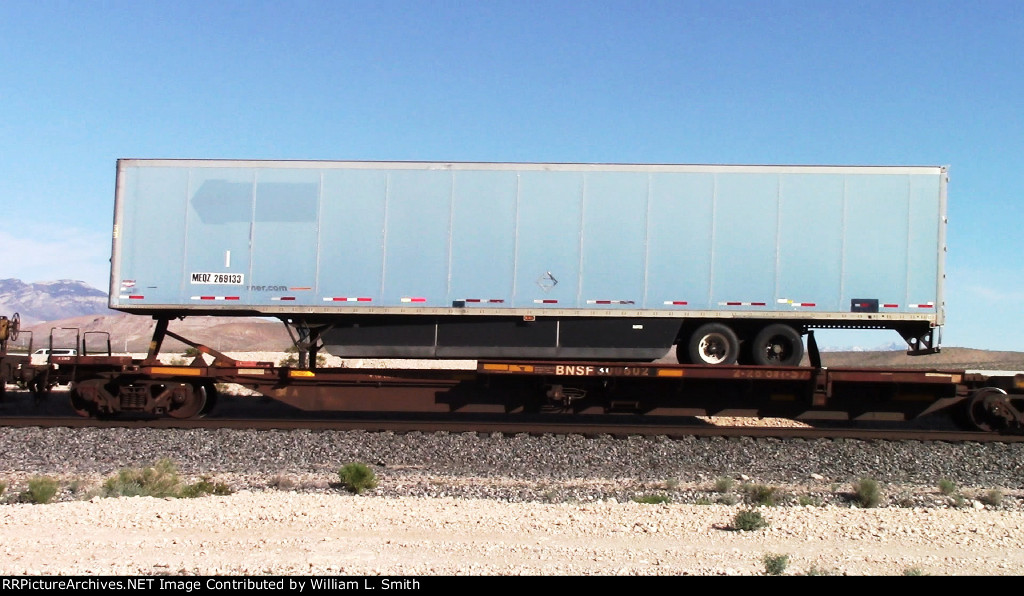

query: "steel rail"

left=0, top=415, right=1018, bottom=443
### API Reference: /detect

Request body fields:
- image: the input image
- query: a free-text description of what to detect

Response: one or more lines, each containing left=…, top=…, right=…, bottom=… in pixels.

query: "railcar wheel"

left=966, top=388, right=1015, bottom=432
left=687, top=323, right=740, bottom=365
left=29, top=376, right=48, bottom=400
left=69, top=378, right=107, bottom=418
left=166, top=383, right=208, bottom=419
left=70, top=388, right=96, bottom=418
left=751, top=324, right=804, bottom=366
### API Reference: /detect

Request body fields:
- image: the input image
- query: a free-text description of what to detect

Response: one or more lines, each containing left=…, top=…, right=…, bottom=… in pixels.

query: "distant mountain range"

left=0, top=279, right=108, bottom=324
left=0, top=278, right=289, bottom=353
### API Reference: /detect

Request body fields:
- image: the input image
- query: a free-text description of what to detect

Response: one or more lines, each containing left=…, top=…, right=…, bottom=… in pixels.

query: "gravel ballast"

left=2, top=390, right=1024, bottom=575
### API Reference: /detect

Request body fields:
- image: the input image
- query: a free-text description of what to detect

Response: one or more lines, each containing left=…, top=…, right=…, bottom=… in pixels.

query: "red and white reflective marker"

left=777, top=299, right=816, bottom=307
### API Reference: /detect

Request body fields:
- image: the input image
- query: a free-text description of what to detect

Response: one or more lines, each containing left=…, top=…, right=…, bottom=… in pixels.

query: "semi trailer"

left=110, top=160, right=947, bottom=366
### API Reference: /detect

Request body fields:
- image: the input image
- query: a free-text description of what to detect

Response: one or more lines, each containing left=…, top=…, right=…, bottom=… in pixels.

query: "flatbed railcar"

left=45, top=323, right=1024, bottom=434
left=110, top=160, right=947, bottom=366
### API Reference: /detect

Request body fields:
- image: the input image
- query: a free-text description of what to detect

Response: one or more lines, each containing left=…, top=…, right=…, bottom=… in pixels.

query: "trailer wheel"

left=687, top=323, right=740, bottom=365
left=751, top=324, right=804, bottom=366
left=199, top=382, right=218, bottom=416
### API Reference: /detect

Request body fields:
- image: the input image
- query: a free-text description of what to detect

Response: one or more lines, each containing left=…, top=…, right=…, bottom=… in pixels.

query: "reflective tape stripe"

left=778, top=299, right=816, bottom=307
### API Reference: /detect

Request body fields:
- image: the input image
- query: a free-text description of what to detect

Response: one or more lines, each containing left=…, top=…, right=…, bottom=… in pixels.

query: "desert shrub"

left=67, top=478, right=103, bottom=500
left=903, top=567, right=926, bottom=576
left=980, top=489, right=1004, bottom=507
left=632, top=494, right=671, bottom=505
left=763, top=553, right=789, bottom=575
left=713, top=477, right=734, bottom=493
left=104, top=460, right=231, bottom=499
left=179, top=478, right=233, bottom=498
left=269, top=474, right=296, bottom=490
left=732, top=509, right=768, bottom=531
left=695, top=497, right=713, bottom=505
left=718, top=494, right=738, bottom=506
left=104, top=459, right=182, bottom=498
left=804, top=565, right=836, bottom=576
left=938, top=478, right=957, bottom=496
left=278, top=353, right=328, bottom=367
left=338, top=463, right=378, bottom=494
left=0, top=481, right=6, bottom=497
left=22, top=477, right=59, bottom=504
left=852, top=478, right=881, bottom=508
left=743, top=483, right=781, bottom=506
left=798, top=495, right=822, bottom=507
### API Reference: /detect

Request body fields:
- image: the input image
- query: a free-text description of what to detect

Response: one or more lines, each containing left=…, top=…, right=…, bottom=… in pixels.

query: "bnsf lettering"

left=555, top=365, right=594, bottom=376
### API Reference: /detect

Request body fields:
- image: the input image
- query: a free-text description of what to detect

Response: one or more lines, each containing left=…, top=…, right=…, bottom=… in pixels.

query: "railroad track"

left=4, top=386, right=1022, bottom=442
left=0, top=412, right=1018, bottom=443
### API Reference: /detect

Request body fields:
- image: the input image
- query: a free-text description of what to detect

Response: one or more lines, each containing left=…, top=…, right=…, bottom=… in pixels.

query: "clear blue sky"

left=1, top=1, right=1022, bottom=350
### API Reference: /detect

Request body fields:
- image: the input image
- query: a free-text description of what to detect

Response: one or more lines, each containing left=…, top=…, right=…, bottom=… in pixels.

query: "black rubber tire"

left=751, top=324, right=804, bottom=366
left=199, top=382, right=218, bottom=417
left=687, top=323, right=740, bottom=365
